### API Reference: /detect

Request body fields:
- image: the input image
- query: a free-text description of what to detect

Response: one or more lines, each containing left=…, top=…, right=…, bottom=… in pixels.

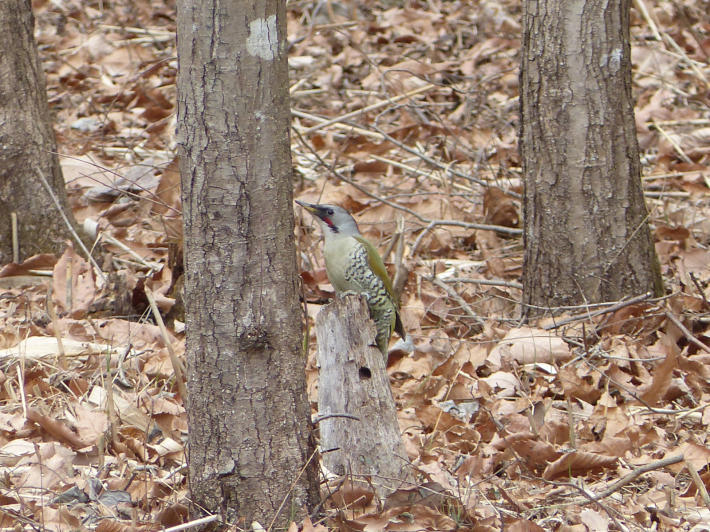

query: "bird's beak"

left=295, top=200, right=322, bottom=217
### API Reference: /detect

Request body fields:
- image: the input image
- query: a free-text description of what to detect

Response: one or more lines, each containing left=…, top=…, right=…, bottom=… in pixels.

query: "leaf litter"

left=0, top=0, right=708, bottom=530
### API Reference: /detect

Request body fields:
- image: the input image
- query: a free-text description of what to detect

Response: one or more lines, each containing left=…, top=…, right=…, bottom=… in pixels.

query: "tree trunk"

left=519, top=0, right=663, bottom=316
left=177, top=0, right=319, bottom=526
left=0, top=0, right=81, bottom=264
left=316, top=295, right=413, bottom=499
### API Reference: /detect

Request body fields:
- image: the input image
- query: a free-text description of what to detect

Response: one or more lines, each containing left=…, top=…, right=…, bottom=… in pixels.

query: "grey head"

left=295, top=200, right=361, bottom=238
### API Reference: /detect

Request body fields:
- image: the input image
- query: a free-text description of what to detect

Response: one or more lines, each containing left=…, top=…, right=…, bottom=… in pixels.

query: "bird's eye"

left=327, top=208, right=334, bottom=215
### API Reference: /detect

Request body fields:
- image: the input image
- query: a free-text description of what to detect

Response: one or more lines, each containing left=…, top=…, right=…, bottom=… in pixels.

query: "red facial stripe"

left=322, top=216, right=339, bottom=233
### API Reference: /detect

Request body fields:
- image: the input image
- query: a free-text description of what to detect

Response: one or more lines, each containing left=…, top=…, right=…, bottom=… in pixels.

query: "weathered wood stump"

left=315, top=294, right=413, bottom=498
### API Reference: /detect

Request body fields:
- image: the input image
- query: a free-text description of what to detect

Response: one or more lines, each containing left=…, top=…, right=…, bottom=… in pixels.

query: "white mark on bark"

left=246, top=15, right=277, bottom=60
left=599, top=48, right=622, bottom=74
left=215, top=457, right=235, bottom=476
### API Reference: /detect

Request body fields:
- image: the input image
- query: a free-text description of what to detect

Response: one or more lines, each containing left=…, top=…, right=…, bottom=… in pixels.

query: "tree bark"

left=177, top=0, right=319, bottom=526
left=519, top=0, right=663, bottom=316
left=0, top=0, right=81, bottom=264
left=316, top=295, right=413, bottom=499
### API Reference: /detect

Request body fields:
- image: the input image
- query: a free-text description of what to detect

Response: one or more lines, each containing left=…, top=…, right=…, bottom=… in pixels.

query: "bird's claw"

left=340, top=290, right=368, bottom=301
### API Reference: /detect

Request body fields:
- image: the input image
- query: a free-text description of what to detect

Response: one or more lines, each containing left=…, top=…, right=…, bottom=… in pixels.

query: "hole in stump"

left=358, top=366, right=371, bottom=379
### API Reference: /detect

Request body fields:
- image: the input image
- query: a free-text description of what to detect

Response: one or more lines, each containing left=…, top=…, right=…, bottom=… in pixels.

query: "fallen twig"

left=430, top=276, right=485, bottom=328
left=688, top=272, right=710, bottom=309
left=595, top=455, right=684, bottom=500
left=543, top=292, right=653, bottom=330
left=163, top=514, right=219, bottom=532
left=100, top=231, right=163, bottom=272
left=46, top=284, right=67, bottom=369
left=11, top=212, right=18, bottom=263
left=650, top=122, right=693, bottom=164
left=392, top=216, right=409, bottom=299
left=632, top=0, right=661, bottom=40
left=301, top=84, right=435, bottom=135
left=442, top=277, right=522, bottom=290
left=685, top=459, right=710, bottom=511
left=565, top=479, right=627, bottom=531
left=145, top=287, right=188, bottom=401
left=372, top=124, right=501, bottom=192
left=35, top=166, right=107, bottom=284
left=16, top=365, right=27, bottom=419
left=292, top=109, right=383, bottom=140
left=665, top=310, right=710, bottom=355
left=548, top=454, right=684, bottom=508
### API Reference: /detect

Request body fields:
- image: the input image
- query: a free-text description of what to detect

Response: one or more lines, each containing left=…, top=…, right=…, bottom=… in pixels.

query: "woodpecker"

left=297, top=200, right=406, bottom=358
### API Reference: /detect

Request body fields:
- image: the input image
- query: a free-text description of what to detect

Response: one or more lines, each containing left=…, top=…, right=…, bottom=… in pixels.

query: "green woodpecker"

left=297, top=200, right=406, bottom=357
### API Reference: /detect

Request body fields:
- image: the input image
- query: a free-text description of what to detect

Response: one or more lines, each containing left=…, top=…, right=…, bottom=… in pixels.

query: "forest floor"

left=1, top=0, right=709, bottom=530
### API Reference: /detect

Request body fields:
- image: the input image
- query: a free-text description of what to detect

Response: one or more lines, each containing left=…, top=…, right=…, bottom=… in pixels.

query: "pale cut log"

left=315, top=294, right=413, bottom=497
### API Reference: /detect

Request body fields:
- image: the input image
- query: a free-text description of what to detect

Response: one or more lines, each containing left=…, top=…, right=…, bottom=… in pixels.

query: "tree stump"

left=315, top=295, right=413, bottom=498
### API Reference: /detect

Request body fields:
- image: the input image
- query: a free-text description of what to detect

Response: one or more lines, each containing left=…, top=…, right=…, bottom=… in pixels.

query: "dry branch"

left=145, top=287, right=188, bottom=401
left=554, top=454, right=684, bottom=507
left=542, top=291, right=654, bottom=330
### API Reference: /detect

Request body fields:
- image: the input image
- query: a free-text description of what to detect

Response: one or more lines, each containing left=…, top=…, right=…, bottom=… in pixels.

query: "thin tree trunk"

left=0, top=0, right=81, bottom=264
left=316, top=295, right=413, bottom=499
left=177, top=0, right=319, bottom=526
left=519, top=0, right=663, bottom=316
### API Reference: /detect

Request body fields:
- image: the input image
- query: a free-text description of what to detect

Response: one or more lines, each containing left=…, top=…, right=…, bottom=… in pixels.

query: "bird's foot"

left=339, top=290, right=369, bottom=301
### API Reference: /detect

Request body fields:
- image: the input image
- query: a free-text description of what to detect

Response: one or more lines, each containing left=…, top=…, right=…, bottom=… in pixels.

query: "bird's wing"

left=353, top=235, right=397, bottom=303
left=354, top=235, right=406, bottom=340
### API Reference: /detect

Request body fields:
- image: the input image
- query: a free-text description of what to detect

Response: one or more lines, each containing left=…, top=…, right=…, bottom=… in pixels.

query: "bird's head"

left=296, top=200, right=360, bottom=237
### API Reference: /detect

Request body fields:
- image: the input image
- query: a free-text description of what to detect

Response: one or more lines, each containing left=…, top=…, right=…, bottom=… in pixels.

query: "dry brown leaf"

left=579, top=508, right=610, bottom=532
left=353, top=160, right=389, bottom=174
left=510, top=437, right=560, bottom=469
left=655, top=224, right=691, bottom=242
left=488, top=327, right=571, bottom=370
left=328, top=479, right=375, bottom=509
left=556, top=526, right=587, bottom=532
left=0, top=439, right=35, bottom=466
left=27, top=408, right=90, bottom=449
left=345, top=503, right=458, bottom=531
left=52, top=245, right=97, bottom=318
left=483, top=187, right=519, bottom=228
left=504, top=520, right=546, bottom=532
left=542, top=451, right=617, bottom=480
left=677, top=248, right=710, bottom=285
left=152, top=157, right=181, bottom=216
left=69, top=402, right=109, bottom=444
left=95, top=521, right=154, bottom=532
left=88, top=386, right=153, bottom=432
left=639, top=333, right=679, bottom=405
left=35, top=507, right=82, bottom=531
left=675, top=442, right=710, bottom=472
left=0, top=253, right=57, bottom=277
left=481, top=371, right=520, bottom=397
left=156, top=503, right=189, bottom=527
left=15, top=442, right=75, bottom=490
